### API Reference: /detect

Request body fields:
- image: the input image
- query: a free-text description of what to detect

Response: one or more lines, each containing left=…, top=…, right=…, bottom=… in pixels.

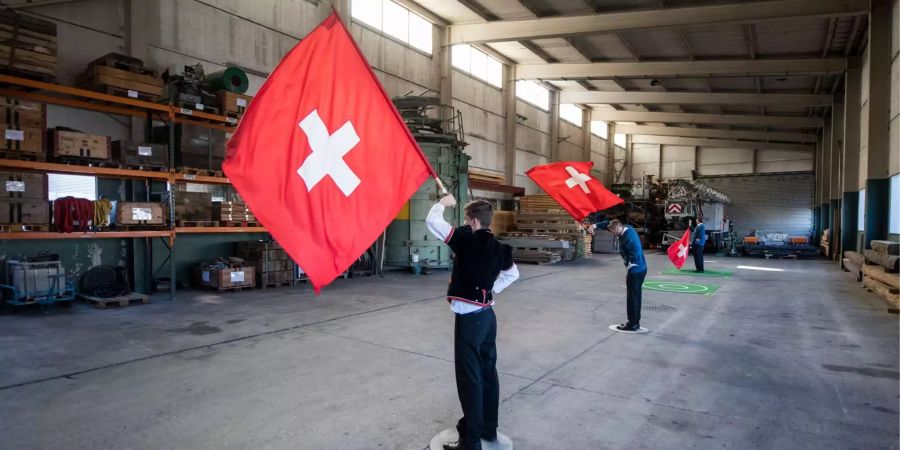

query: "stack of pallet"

left=820, top=229, right=830, bottom=255
left=862, top=240, right=899, bottom=309
left=469, top=168, right=506, bottom=187
left=76, top=53, right=163, bottom=101
left=0, top=170, right=48, bottom=231
left=0, top=96, right=45, bottom=160
left=500, top=235, right=568, bottom=264
left=213, top=200, right=256, bottom=225
left=509, top=194, right=591, bottom=263
left=0, top=9, right=57, bottom=80
left=236, top=240, right=294, bottom=289
left=170, top=190, right=213, bottom=226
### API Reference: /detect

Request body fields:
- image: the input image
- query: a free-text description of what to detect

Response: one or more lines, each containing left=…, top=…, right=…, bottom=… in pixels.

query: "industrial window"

left=890, top=174, right=899, bottom=234
left=614, top=133, right=626, bottom=148
left=559, top=104, right=583, bottom=126
left=451, top=44, right=503, bottom=88
left=351, top=0, right=433, bottom=55
left=858, top=188, right=866, bottom=231
left=48, top=174, right=97, bottom=201
left=516, top=80, right=550, bottom=111
left=591, top=120, right=608, bottom=139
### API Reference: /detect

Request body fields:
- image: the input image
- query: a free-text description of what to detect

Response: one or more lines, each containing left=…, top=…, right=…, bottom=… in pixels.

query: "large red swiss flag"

left=526, top=161, right=623, bottom=221
left=223, top=13, right=434, bottom=292
left=667, top=229, right=691, bottom=269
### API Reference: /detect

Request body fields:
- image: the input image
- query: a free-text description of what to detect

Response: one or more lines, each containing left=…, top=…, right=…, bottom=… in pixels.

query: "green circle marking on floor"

left=643, top=281, right=720, bottom=295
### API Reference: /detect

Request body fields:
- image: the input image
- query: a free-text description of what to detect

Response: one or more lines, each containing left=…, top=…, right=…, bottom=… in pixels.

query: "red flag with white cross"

left=525, top=161, right=623, bottom=221
left=667, top=229, right=691, bottom=269
left=223, top=13, right=436, bottom=292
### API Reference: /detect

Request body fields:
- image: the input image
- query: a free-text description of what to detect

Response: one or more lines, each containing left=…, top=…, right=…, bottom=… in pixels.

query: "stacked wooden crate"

left=48, top=127, right=111, bottom=164
left=0, top=96, right=45, bottom=159
left=501, top=195, right=591, bottom=264
left=195, top=265, right=256, bottom=291
left=236, top=240, right=294, bottom=288
left=115, top=202, right=165, bottom=228
left=0, top=170, right=48, bottom=231
left=862, top=240, right=899, bottom=309
left=76, top=53, right=163, bottom=101
left=171, top=190, right=213, bottom=226
left=213, top=200, right=256, bottom=225
left=0, top=9, right=57, bottom=80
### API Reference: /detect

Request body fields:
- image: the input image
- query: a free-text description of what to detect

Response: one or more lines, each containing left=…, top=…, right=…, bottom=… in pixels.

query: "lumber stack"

left=469, top=168, right=506, bottom=186
left=212, top=200, right=256, bottom=224
left=862, top=241, right=899, bottom=309
left=514, top=194, right=590, bottom=261
left=500, top=235, right=569, bottom=264
left=820, top=229, right=830, bottom=256
left=235, top=240, right=294, bottom=288
left=0, top=9, right=57, bottom=80
left=842, top=250, right=864, bottom=281
left=490, top=210, right=515, bottom=236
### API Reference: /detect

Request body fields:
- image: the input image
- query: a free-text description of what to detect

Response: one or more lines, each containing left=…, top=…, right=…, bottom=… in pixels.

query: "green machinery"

left=385, top=96, right=469, bottom=269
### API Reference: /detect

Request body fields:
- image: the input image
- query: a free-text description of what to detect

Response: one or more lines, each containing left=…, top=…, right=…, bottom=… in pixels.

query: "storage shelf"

left=0, top=230, right=173, bottom=240
left=175, top=227, right=267, bottom=234
left=0, top=159, right=173, bottom=181
left=172, top=173, right=230, bottom=185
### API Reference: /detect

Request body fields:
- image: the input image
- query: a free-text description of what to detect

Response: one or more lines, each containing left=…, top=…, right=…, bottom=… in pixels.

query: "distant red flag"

left=525, top=161, right=623, bottom=221
left=223, top=13, right=435, bottom=292
left=667, top=229, right=692, bottom=269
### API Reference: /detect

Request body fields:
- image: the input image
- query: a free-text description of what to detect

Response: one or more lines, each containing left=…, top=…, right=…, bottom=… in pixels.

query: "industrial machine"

left=660, top=178, right=732, bottom=250
left=385, top=95, right=469, bottom=270
left=0, top=256, right=74, bottom=310
left=162, top=64, right=219, bottom=113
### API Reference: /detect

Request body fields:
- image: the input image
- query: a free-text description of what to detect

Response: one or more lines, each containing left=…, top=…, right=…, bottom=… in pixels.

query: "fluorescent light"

left=737, top=265, right=784, bottom=272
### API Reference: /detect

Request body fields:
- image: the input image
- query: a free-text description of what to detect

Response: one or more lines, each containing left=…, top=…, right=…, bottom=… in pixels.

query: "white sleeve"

left=492, top=263, right=520, bottom=294
left=425, top=203, right=452, bottom=242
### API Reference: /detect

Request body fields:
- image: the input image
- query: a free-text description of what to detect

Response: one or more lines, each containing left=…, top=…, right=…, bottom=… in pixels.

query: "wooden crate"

left=112, top=140, right=168, bottom=169
left=0, top=171, right=45, bottom=200
left=50, top=129, right=110, bottom=160
left=115, top=202, right=165, bottom=225
left=0, top=10, right=57, bottom=80
left=0, top=198, right=48, bottom=224
left=1, top=125, right=43, bottom=154
left=76, top=64, right=163, bottom=99
left=196, top=267, right=256, bottom=290
left=216, top=90, right=252, bottom=117
left=171, top=191, right=212, bottom=221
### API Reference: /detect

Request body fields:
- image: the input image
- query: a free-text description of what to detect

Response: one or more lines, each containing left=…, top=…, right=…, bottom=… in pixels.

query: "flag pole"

left=434, top=176, right=449, bottom=196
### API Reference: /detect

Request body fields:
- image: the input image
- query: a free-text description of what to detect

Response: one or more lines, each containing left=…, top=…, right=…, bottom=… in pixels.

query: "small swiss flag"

left=526, top=161, right=623, bottom=221
left=667, top=229, right=692, bottom=269
left=223, top=13, right=435, bottom=292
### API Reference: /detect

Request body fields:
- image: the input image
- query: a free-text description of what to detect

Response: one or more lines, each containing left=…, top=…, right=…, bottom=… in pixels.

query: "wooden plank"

left=863, top=275, right=900, bottom=309
left=864, top=249, right=900, bottom=272
left=0, top=45, right=57, bottom=63
left=871, top=240, right=900, bottom=255
left=0, top=29, right=56, bottom=49
left=863, top=265, right=900, bottom=290
left=842, top=258, right=862, bottom=281
left=844, top=250, right=865, bottom=266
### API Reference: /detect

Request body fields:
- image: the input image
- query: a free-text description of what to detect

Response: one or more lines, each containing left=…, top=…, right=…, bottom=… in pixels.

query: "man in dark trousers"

left=691, top=217, right=707, bottom=273
left=589, top=219, right=648, bottom=331
left=426, top=194, right=520, bottom=450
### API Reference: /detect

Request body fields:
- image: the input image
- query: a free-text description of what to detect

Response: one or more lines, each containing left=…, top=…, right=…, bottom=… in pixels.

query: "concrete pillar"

left=626, top=134, right=634, bottom=183
left=504, top=66, right=517, bottom=185
left=830, top=101, right=845, bottom=259
left=606, top=123, right=616, bottom=186
left=657, top=144, right=664, bottom=182
left=842, top=61, right=862, bottom=254
left=863, top=0, right=893, bottom=248
left=821, top=118, right=832, bottom=242
left=582, top=108, right=592, bottom=162
left=814, top=135, right=822, bottom=239
left=549, top=90, right=560, bottom=162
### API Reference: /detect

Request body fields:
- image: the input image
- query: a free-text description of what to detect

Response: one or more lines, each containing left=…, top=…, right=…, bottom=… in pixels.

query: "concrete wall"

left=558, top=118, right=585, bottom=162
left=514, top=100, right=551, bottom=194
left=891, top=0, right=900, bottom=177
left=590, top=134, right=608, bottom=181
left=452, top=70, right=505, bottom=176
left=631, top=142, right=813, bottom=181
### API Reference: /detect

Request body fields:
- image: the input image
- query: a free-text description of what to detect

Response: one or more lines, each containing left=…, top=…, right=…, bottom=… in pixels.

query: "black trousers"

left=454, top=308, right=499, bottom=449
left=693, top=243, right=705, bottom=272
left=626, top=270, right=646, bottom=324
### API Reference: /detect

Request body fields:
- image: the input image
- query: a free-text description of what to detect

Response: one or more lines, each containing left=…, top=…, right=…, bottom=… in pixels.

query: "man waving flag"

left=526, top=161, right=623, bottom=220
left=223, top=13, right=436, bottom=292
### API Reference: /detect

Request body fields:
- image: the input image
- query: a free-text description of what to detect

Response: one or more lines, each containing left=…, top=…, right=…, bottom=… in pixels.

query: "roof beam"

left=448, top=0, right=868, bottom=44
left=560, top=90, right=833, bottom=106
left=591, top=110, right=823, bottom=128
left=631, top=135, right=813, bottom=152
left=617, top=125, right=817, bottom=142
left=516, top=58, right=845, bottom=80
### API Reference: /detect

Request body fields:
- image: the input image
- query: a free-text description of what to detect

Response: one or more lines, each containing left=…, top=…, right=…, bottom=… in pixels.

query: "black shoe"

left=443, top=441, right=479, bottom=450
left=616, top=322, right=640, bottom=332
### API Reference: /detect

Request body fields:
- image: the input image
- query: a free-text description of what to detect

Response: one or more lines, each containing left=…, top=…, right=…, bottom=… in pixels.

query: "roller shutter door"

left=700, top=173, right=814, bottom=237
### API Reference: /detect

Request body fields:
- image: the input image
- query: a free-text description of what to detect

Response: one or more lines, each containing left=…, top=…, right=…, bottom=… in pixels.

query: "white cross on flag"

left=526, top=161, right=623, bottom=221
left=222, top=13, right=435, bottom=292
left=667, top=229, right=692, bottom=269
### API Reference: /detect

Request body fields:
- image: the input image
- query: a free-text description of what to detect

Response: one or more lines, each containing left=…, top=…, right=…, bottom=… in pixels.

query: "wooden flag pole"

left=434, top=176, right=449, bottom=196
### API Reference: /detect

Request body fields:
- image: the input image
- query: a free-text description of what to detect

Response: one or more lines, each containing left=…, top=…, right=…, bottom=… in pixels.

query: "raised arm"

left=425, top=195, right=458, bottom=242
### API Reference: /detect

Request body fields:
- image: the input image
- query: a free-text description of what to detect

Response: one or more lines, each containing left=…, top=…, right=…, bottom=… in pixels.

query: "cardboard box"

left=195, top=266, right=256, bottom=289
left=0, top=171, right=46, bottom=200
left=112, top=140, right=168, bottom=168
left=50, top=129, right=111, bottom=160
left=1, top=126, right=43, bottom=153
left=0, top=199, right=49, bottom=224
left=216, top=90, right=252, bottom=116
left=115, top=202, right=165, bottom=225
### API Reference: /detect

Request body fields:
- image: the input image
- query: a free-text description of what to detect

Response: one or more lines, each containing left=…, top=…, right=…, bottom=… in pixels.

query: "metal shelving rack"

left=0, top=74, right=263, bottom=301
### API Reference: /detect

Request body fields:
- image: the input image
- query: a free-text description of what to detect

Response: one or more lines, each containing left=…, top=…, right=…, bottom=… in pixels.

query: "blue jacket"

left=692, top=223, right=707, bottom=246
left=596, top=220, right=647, bottom=273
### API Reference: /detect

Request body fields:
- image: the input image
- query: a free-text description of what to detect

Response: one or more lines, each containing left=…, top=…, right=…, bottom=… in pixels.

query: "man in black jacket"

left=426, top=194, right=520, bottom=450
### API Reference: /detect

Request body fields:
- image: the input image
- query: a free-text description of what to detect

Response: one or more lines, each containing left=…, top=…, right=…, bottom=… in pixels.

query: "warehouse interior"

left=0, top=0, right=898, bottom=448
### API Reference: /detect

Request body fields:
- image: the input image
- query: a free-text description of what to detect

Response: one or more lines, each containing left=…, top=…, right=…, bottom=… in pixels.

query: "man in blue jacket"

left=589, top=219, right=648, bottom=332
left=691, top=217, right=707, bottom=273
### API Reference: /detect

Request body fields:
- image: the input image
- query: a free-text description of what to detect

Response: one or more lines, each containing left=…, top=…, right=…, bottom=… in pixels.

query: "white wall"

left=452, top=70, right=505, bottom=176
left=590, top=134, right=608, bottom=181
left=890, top=0, right=900, bottom=177
left=514, top=100, right=551, bottom=194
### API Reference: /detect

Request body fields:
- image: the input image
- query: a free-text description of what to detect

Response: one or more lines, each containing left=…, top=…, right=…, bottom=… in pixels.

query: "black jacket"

left=445, top=226, right=514, bottom=305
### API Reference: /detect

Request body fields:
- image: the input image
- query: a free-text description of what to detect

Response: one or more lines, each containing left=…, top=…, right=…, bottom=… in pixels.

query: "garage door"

left=700, top=173, right=814, bottom=237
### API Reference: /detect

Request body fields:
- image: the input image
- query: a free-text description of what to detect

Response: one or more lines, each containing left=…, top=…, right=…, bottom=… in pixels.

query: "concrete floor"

left=0, top=253, right=897, bottom=449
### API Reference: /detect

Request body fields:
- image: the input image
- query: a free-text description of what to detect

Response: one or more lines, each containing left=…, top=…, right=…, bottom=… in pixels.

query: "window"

left=451, top=44, right=503, bottom=88
left=351, top=0, right=433, bottom=55
left=516, top=80, right=550, bottom=111
left=48, top=174, right=96, bottom=200
left=559, top=104, right=583, bottom=126
left=614, top=133, right=626, bottom=148
left=591, top=120, right=608, bottom=139
left=890, top=174, right=899, bottom=234
left=858, top=188, right=866, bottom=231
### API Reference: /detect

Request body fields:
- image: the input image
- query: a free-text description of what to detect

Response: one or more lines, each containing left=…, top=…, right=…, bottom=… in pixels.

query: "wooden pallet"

left=52, top=157, right=116, bottom=167
left=174, top=101, right=219, bottom=115
left=175, top=167, right=223, bottom=177
left=0, top=151, right=44, bottom=161
left=176, top=220, right=218, bottom=228
left=120, top=163, right=168, bottom=172
left=0, top=223, right=49, bottom=232
left=220, top=220, right=259, bottom=228
left=200, top=284, right=254, bottom=292
left=79, top=292, right=149, bottom=309
left=257, top=280, right=294, bottom=289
